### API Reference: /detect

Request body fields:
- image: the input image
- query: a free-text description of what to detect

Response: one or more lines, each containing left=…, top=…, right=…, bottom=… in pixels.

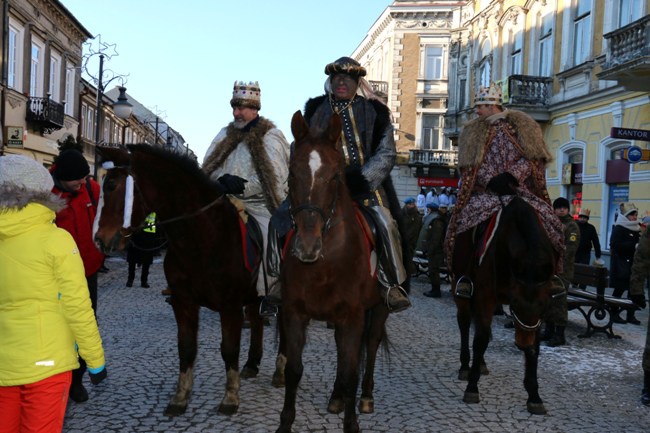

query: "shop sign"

left=5, top=126, right=23, bottom=148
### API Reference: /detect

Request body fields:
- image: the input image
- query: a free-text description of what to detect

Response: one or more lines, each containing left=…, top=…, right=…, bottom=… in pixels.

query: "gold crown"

left=230, top=81, right=261, bottom=110
left=474, top=82, right=502, bottom=106
left=579, top=208, right=591, bottom=217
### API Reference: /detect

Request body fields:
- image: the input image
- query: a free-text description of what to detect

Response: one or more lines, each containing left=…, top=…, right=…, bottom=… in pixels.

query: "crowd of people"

left=2, top=59, right=650, bottom=433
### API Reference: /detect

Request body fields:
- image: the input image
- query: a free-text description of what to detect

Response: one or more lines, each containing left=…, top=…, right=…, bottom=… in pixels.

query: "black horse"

left=452, top=196, right=557, bottom=414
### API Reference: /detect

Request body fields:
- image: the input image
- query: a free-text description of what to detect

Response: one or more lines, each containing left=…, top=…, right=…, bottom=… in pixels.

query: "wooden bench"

left=411, top=251, right=450, bottom=282
left=567, top=263, right=639, bottom=339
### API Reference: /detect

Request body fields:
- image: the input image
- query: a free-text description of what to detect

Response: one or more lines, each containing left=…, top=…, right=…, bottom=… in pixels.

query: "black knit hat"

left=553, top=197, right=570, bottom=210
left=54, top=149, right=90, bottom=181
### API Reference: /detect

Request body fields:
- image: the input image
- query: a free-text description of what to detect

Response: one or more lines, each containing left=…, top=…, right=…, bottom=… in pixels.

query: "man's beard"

left=233, top=118, right=247, bottom=129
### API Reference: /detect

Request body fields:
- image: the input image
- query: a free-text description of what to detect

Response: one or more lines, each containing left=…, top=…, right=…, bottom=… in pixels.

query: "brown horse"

left=276, top=111, right=389, bottom=433
left=452, top=196, right=557, bottom=415
left=93, top=145, right=273, bottom=416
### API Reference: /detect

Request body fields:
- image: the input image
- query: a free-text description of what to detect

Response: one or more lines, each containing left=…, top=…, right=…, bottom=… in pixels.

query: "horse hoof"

left=240, top=365, right=258, bottom=379
left=527, top=401, right=547, bottom=415
left=463, top=392, right=480, bottom=404
left=458, top=370, right=469, bottom=381
left=480, top=364, right=490, bottom=375
left=163, top=403, right=187, bottom=417
left=359, top=397, right=374, bottom=414
left=327, top=398, right=344, bottom=414
left=271, top=372, right=285, bottom=388
left=218, top=403, right=239, bottom=416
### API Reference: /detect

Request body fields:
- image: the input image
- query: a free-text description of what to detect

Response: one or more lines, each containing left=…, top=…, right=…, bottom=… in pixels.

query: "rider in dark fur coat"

left=301, top=57, right=411, bottom=313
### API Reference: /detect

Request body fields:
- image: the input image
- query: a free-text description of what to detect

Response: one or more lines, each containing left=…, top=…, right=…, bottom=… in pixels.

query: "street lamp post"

left=83, top=35, right=132, bottom=177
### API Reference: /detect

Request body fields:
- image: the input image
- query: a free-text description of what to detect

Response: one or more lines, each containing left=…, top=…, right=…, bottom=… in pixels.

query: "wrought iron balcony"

left=598, top=15, right=650, bottom=90
left=26, top=96, right=65, bottom=134
left=408, top=149, right=458, bottom=167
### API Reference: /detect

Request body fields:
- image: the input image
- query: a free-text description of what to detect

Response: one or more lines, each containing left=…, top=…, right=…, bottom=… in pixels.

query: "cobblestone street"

left=62, top=254, right=650, bottom=432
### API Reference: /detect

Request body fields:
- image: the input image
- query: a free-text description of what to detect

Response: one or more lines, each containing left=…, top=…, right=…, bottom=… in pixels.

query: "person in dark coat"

left=423, top=203, right=449, bottom=298
left=610, top=202, right=641, bottom=324
left=575, top=208, right=602, bottom=265
left=401, top=197, right=422, bottom=259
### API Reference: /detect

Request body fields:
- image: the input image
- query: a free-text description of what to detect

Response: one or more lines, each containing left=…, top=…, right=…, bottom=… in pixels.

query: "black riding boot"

left=545, top=326, right=566, bottom=347
left=540, top=322, right=555, bottom=341
left=642, top=370, right=650, bottom=406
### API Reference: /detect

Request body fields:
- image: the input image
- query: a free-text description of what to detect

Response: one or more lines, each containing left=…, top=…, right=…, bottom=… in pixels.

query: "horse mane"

left=127, top=144, right=223, bottom=196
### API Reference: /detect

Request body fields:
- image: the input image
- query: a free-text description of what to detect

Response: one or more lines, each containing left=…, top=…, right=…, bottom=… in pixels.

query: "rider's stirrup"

left=259, top=298, right=279, bottom=318
left=454, top=276, right=473, bottom=299
left=385, top=285, right=411, bottom=313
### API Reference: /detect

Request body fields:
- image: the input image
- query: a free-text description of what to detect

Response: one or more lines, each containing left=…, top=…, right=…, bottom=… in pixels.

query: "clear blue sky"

left=61, top=1, right=391, bottom=161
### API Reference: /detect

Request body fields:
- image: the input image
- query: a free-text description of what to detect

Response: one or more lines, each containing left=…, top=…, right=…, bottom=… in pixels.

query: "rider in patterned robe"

left=445, top=82, right=565, bottom=297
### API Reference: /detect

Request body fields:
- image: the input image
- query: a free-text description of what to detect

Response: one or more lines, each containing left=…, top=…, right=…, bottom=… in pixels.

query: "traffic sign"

left=621, top=145, right=650, bottom=163
left=611, top=127, right=650, bottom=141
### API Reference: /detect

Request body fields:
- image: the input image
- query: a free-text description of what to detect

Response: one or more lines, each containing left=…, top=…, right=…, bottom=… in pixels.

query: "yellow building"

left=444, top=0, right=650, bottom=251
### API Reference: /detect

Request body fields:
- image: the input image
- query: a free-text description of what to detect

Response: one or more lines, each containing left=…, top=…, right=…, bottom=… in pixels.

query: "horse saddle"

left=472, top=209, right=502, bottom=266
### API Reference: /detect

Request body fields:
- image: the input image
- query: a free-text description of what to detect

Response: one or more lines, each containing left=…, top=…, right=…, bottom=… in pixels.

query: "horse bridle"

left=289, top=173, right=341, bottom=234
left=101, top=161, right=223, bottom=235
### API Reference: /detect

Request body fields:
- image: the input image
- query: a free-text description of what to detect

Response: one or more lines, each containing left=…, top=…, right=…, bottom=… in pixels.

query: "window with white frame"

left=8, top=23, right=23, bottom=91
left=30, top=39, right=45, bottom=97
left=49, top=52, right=61, bottom=102
left=103, top=116, right=110, bottom=143
left=573, top=0, right=592, bottom=66
left=538, top=12, right=553, bottom=76
left=64, top=63, right=75, bottom=116
left=479, top=58, right=491, bottom=88
left=510, top=30, right=523, bottom=75
left=620, top=0, right=644, bottom=27
left=424, top=46, right=444, bottom=80
left=113, top=123, right=120, bottom=144
left=421, top=114, right=444, bottom=150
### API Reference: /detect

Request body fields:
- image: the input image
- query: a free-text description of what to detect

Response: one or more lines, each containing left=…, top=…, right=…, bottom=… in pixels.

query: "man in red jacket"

left=50, top=149, right=104, bottom=403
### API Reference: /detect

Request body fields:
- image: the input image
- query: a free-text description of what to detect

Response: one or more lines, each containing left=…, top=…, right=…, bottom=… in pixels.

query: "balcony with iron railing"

left=408, top=149, right=458, bottom=167
left=501, top=74, right=553, bottom=122
left=598, top=15, right=650, bottom=90
left=26, top=95, right=65, bottom=134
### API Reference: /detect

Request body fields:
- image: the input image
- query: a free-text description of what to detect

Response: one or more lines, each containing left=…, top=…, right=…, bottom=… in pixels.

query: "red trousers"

left=0, top=371, right=71, bottom=433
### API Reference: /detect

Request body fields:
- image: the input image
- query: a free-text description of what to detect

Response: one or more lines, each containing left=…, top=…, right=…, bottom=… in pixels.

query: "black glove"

left=486, top=172, right=519, bottom=196
left=89, top=367, right=107, bottom=385
left=218, top=174, right=248, bottom=195
left=631, top=294, right=647, bottom=309
left=344, top=166, right=373, bottom=202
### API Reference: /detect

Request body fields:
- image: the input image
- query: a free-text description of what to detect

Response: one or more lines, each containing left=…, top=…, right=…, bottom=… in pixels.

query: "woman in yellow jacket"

left=0, top=154, right=106, bottom=433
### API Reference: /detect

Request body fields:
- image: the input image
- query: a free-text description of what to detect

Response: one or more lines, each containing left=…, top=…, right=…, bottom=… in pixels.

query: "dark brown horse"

left=276, top=111, right=389, bottom=433
left=452, top=196, right=557, bottom=415
left=93, top=145, right=274, bottom=416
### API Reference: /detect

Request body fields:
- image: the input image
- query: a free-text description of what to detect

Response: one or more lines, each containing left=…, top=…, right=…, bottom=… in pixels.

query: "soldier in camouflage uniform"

left=630, top=216, right=650, bottom=405
left=541, top=197, right=580, bottom=347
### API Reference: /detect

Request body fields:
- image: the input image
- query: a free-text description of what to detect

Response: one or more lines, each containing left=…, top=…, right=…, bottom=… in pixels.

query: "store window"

left=605, top=145, right=631, bottom=247
left=561, top=151, right=583, bottom=218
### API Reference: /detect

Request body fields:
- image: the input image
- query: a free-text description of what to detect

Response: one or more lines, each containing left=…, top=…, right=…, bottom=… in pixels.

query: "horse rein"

left=289, top=173, right=341, bottom=234
left=509, top=307, right=542, bottom=331
left=101, top=160, right=223, bottom=234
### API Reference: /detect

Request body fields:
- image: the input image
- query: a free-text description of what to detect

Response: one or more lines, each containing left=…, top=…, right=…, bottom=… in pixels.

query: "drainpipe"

left=1, top=0, right=9, bottom=155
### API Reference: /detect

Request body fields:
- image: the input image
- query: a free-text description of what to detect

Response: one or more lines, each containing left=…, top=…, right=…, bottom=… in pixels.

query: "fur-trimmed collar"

left=458, top=109, right=552, bottom=168
left=0, top=184, right=65, bottom=211
left=202, top=116, right=283, bottom=212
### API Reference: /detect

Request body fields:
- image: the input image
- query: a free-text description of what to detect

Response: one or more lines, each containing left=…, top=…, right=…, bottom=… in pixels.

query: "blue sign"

left=627, top=145, right=643, bottom=163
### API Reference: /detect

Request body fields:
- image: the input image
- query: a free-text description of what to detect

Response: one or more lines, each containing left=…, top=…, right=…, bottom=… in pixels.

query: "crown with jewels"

left=230, top=81, right=261, bottom=110
left=474, top=82, right=502, bottom=106
left=579, top=208, right=591, bottom=218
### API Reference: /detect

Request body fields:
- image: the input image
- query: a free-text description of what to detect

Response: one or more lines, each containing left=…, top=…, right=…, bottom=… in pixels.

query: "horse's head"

left=288, top=110, right=343, bottom=263
left=93, top=146, right=147, bottom=253
left=501, top=197, right=558, bottom=349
